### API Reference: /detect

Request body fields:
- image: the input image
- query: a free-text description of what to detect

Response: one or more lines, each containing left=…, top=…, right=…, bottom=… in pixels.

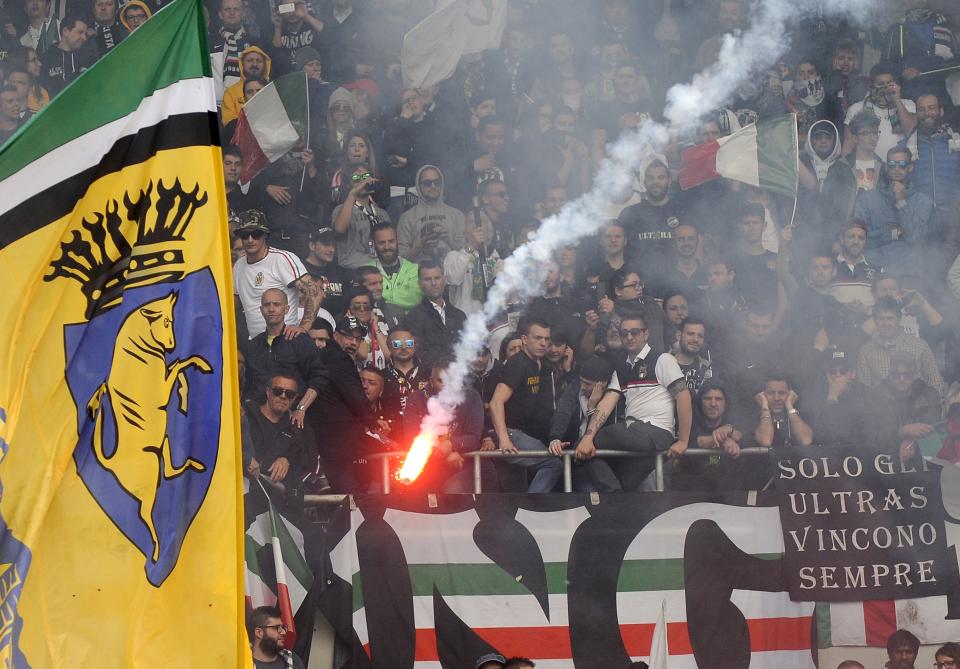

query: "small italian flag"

left=231, top=72, right=308, bottom=184
left=245, top=478, right=314, bottom=649
left=817, top=597, right=960, bottom=648
left=679, top=114, right=799, bottom=198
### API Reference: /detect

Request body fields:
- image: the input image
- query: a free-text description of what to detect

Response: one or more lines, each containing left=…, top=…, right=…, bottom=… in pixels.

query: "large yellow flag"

left=0, top=0, right=247, bottom=665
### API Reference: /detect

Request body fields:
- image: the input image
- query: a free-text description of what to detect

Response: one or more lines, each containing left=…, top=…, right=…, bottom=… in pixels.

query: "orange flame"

left=397, top=432, right=435, bottom=483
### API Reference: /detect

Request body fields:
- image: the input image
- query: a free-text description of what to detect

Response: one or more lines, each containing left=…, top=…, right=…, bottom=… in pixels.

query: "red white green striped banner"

left=231, top=72, right=308, bottom=184
left=679, top=114, right=799, bottom=198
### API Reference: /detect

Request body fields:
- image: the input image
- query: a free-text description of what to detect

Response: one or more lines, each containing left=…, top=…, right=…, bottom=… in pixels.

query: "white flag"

left=649, top=599, right=669, bottom=669
left=401, top=0, right=507, bottom=89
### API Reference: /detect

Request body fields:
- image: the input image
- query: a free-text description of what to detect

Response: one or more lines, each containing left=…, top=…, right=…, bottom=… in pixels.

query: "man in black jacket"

left=244, top=290, right=328, bottom=421
left=403, top=260, right=467, bottom=368
left=307, top=315, right=385, bottom=492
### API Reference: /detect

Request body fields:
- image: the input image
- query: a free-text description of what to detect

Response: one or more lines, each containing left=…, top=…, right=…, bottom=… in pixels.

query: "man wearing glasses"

left=243, top=373, right=313, bottom=488
left=843, top=65, right=917, bottom=161
left=249, top=606, right=305, bottom=668
left=854, top=145, right=933, bottom=270
left=232, top=211, right=317, bottom=339
left=382, top=329, right=430, bottom=420
left=574, top=316, right=692, bottom=491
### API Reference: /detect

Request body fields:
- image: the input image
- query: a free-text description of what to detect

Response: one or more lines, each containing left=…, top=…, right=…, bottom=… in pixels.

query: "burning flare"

left=397, top=431, right=436, bottom=483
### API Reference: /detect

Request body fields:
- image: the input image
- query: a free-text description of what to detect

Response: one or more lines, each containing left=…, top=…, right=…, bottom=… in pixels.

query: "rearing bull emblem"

left=86, top=292, right=211, bottom=562
left=50, top=180, right=223, bottom=586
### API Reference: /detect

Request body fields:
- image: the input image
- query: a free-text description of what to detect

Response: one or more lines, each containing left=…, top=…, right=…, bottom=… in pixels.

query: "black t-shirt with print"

left=499, top=351, right=542, bottom=434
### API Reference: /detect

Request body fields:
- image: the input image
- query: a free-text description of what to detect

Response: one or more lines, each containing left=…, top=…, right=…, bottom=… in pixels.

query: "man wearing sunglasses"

left=397, top=165, right=466, bottom=263
left=574, top=315, right=692, bottom=491
left=232, top=211, right=317, bottom=340
left=382, top=329, right=429, bottom=423
left=853, top=145, right=933, bottom=270
left=244, top=289, right=327, bottom=423
left=248, top=605, right=305, bottom=668
left=242, top=373, right=312, bottom=487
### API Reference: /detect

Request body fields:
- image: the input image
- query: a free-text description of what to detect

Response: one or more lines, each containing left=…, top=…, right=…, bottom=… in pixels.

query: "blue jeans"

left=504, top=429, right=563, bottom=493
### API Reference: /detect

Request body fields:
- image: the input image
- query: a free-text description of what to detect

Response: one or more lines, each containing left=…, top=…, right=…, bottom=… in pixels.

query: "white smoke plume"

left=412, top=0, right=878, bottom=456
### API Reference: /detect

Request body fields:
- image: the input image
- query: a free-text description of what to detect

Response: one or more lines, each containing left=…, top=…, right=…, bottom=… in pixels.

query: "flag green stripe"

left=756, top=114, right=799, bottom=198
left=351, top=555, right=782, bottom=613
left=272, top=72, right=309, bottom=140
left=268, top=503, right=313, bottom=589
left=815, top=602, right=833, bottom=649
left=0, top=0, right=210, bottom=182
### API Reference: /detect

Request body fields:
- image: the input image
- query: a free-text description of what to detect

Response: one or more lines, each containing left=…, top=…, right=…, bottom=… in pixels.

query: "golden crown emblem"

left=44, top=179, right=208, bottom=318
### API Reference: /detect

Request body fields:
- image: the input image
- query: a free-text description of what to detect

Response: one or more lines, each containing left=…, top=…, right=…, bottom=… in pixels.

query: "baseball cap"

left=309, top=227, right=336, bottom=243
left=335, top=315, right=367, bottom=338
left=474, top=653, right=506, bottom=669
left=236, top=209, right=269, bottom=233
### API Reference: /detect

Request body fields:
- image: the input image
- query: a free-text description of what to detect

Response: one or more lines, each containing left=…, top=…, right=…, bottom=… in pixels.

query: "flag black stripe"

left=0, top=111, right=221, bottom=250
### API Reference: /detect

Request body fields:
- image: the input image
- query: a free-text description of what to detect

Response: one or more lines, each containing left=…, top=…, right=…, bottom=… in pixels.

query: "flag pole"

left=787, top=113, right=799, bottom=229
left=300, top=70, right=310, bottom=192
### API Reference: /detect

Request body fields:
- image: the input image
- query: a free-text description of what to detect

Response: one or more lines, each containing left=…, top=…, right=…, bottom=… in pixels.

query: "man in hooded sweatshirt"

left=221, top=45, right=271, bottom=126
left=118, top=0, right=151, bottom=33
left=39, top=14, right=93, bottom=96
left=796, top=119, right=853, bottom=246
left=397, top=165, right=466, bottom=263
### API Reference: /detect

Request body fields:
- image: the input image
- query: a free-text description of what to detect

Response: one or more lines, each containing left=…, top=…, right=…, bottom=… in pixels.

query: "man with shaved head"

left=244, top=288, right=328, bottom=433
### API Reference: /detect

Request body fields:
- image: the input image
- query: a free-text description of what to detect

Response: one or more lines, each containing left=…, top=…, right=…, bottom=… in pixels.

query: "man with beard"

left=674, top=317, right=713, bottom=394
left=908, top=93, right=960, bottom=275
left=883, top=629, right=920, bottom=669
left=618, top=161, right=685, bottom=267
left=398, top=165, right=466, bottom=262
left=249, top=606, right=305, bottom=668
left=402, top=260, right=467, bottom=368
left=672, top=382, right=746, bottom=492
left=221, top=46, right=271, bottom=126
left=797, top=120, right=857, bottom=239
left=381, top=329, right=430, bottom=422
left=367, top=222, right=421, bottom=310
left=853, top=146, right=932, bottom=271
left=823, top=39, right=869, bottom=128
left=830, top=220, right=882, bottom=313
left=752, top=373, right=814, bottom=449
left=843, top=65, right=917, bottom=161
left=575, top=315, right=692, bottom=491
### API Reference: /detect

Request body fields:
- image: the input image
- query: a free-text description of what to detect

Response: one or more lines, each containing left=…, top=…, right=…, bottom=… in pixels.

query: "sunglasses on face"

left=352, top=303, right=372, bottom=312
left=886, top=159, right=910, bottom=168
left=351, top=172, right=373, bottom=182
left=391, top=339, right=415, bottom=349
left=271, top=387, right=297, bottom=399
left=619, top=327, right=647, bottom=338
left=236, top=230, right=266, bottom=240
left=420, top=178, right=441, bottom=188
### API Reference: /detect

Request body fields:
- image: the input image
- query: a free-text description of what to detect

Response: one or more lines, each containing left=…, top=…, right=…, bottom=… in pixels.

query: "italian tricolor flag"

left=817, top=597, right=960, bottom=647
left=679, top=114, right=799, bottom=198
left=329, top=501, right=817, bottom=669
left=231, top=72, right=308, bottom=184
left=245, top=478, right=314, bottom=649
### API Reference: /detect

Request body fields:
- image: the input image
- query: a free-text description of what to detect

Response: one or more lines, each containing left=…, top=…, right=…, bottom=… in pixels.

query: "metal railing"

left=361, top=447, right=771, bottom=494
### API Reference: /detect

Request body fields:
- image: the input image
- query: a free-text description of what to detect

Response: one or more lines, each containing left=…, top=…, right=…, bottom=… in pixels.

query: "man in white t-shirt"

left=573, top=315, right=692, bottom=491
left=844, top=64, right=918, bottom=160
left=232, top=210, right=318, bottom=339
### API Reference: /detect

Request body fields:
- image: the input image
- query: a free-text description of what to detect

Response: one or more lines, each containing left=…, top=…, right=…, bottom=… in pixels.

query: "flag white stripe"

left=247, top=511, right=271, bottom=547
left=395, top=590, right=812, bottom=631
left=0, top=77, right=216, bottom=217
left=246, top=564, right=278, bottom=609
left=715, top=123, right=761, bottom=187
left=243, top=83, right=299, bottom=161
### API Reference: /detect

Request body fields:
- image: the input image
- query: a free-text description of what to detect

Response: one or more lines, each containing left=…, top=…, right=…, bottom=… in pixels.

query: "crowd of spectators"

left=4, top=0, right=960, bottom=496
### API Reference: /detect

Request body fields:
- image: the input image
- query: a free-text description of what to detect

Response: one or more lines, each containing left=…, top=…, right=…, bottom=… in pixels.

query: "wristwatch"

left=295, top=405, right=306, bottom=412
left=787, top=408, right=799, bottom=416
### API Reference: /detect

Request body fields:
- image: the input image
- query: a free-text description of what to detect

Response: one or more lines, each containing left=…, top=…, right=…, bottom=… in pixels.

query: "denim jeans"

left=503, top=429, right=563, bottom=493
